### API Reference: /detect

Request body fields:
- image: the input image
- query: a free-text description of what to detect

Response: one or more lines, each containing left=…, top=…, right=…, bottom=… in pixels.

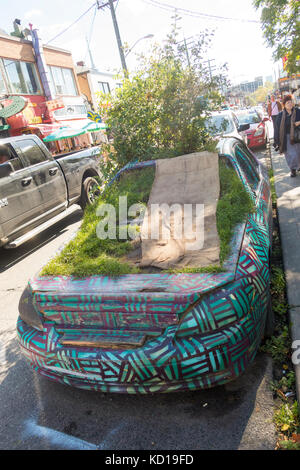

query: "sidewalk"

left=271, top=146, right=300, bottom=402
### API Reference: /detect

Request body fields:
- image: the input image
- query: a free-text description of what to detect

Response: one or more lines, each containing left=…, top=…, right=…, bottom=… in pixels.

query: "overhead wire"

left=46, top=2, right=97, bottom=45
left=140, top=0, right=260, bottom=23
left=84, top=4, right=98, bottom=64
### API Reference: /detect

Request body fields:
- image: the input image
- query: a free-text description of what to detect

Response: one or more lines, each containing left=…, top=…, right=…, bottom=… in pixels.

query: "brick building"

left=0, top=21, right=95, bottom=152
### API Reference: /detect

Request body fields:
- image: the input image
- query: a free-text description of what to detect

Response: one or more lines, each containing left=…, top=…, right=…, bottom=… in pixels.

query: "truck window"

left=0, top=144, right=23, bottom=171
left=17, top=139, right=48, bottom=167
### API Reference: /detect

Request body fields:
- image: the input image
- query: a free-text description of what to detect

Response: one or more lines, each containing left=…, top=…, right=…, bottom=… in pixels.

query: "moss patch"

left=41, top=159, right=254, bottom=277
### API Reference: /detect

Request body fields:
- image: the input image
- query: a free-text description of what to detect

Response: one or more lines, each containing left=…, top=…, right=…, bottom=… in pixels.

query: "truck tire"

left=80, top=177, right=100, bottom=210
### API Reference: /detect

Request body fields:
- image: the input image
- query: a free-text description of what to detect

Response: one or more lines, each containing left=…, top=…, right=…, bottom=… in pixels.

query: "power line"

left=140, top=0, right=260, bottom=23
left=84, top=4, right=98, bottom=65
left=46, top=2, right=97, bottom=44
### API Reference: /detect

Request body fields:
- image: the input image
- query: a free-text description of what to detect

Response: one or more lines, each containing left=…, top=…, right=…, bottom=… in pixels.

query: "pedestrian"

left=274, top=94, right=300, bottom=177
left=268, top=94, right=282, bottom=128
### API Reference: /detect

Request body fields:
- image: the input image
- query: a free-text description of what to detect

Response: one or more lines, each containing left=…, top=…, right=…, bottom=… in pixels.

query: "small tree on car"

left=97, top=22, right=228, bottom=172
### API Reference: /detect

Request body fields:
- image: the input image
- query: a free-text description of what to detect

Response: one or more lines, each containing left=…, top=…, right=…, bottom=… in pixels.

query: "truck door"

left=15, top=138, right=67, bottom=216
left=0, top=142, right=44, bottom=241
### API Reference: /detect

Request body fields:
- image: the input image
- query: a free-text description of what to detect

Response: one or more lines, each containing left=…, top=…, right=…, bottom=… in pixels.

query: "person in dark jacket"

left=274, top=95, right=300, bottom=177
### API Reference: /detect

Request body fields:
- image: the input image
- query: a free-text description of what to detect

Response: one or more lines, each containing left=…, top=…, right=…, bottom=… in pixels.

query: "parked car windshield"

left=205, top=114, right=235, bottom=135
left=237, top=112, right=261, bottom=125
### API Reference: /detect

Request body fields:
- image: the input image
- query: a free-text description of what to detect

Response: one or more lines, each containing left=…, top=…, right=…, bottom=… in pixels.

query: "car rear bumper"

left=17, top=307, right=265, bottom=393
left=247, top=134, right=266, bottom=148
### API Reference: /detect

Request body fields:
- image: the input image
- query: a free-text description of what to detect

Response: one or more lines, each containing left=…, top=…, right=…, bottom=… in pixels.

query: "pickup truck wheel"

left=80, top=177, right=100, bottom=210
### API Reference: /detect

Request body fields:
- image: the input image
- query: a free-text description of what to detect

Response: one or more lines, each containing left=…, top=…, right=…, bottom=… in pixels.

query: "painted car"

left=236, top=110, right=270, bottom=149
left=204, top=110, right=249, bottom=144
left=17, top=137, right=273, bottom=394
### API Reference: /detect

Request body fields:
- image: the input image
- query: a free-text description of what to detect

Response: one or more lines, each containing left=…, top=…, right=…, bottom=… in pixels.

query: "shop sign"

left=46, top=99, right=64, bottom=111
left=28, top=116, right=42, bottom=124
left=87, top=110, right=102, bottom=122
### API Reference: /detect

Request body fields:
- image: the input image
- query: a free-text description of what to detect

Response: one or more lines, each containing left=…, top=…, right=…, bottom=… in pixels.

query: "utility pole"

left=202, top=58, right=216, bottom=81
left=97, top=0, right=128, bottom=74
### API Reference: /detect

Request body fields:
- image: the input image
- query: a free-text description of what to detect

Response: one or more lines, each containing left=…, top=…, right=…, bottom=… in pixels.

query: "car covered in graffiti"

left=17, top=137, right=273, bottom=394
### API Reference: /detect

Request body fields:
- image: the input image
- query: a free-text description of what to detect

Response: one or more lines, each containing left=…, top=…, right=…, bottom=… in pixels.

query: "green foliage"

left=168, top=265, right=225, bottom=274
left=261, top=325, right=291, bottom=363
left=271, top=266, right=286, bottom=296
left=247, top=81, right=275, bottom=106
left=274, top=401, right=300, bottom=436
left=270, top=371, right=296, bottom=394
left=268, top=168, right=277, bottom=204
left=42, top=158, right=253, bottom=277
left=278, top=439, right=300, bottom=450
left=217, top=160, right=254, bottom=263
left=98, top=26, right=227, bottom=169
left=253, top=0, right=300, bottom=74
left=41, top=167, right=155, bottom=277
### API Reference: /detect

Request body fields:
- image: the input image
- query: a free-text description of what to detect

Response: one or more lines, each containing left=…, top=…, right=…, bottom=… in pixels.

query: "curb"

left=270, top=146, right=300, bottom=404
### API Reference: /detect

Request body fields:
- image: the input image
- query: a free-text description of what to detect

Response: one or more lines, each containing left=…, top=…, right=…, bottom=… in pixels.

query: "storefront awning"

left=82, top=121, right=107, bottom=132
left=43, top=127, right=87, bottom=142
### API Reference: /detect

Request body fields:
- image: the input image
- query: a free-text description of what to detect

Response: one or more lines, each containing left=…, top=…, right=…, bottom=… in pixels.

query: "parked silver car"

left=205, top=110, right=249, bottom=143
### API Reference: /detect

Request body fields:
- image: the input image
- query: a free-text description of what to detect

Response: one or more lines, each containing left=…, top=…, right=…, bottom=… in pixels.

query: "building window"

left=2, top=59, right=41, bottom=95
left=0, top=68, right=6, bottom=94
left=98, top=81, right=110, bottom=93
left=48, top=66, right=78, bottom=96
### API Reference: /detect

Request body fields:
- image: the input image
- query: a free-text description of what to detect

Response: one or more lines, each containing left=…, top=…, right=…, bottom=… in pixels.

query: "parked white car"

left=204, top=110, right=249, bottom=144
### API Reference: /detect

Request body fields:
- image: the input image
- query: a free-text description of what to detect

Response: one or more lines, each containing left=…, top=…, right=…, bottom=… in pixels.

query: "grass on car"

left=41, top=158, right=253, bottom=277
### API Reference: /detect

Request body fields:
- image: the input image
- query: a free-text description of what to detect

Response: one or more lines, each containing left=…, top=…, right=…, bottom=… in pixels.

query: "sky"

left=0, top=0, right=278, bottom=85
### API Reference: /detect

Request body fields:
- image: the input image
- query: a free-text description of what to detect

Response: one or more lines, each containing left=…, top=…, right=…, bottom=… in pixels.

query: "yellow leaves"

left=281, top=423, right=290, bottom=431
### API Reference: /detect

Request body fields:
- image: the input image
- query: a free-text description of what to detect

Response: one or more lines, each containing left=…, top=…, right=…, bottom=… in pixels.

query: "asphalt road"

left=0, top=146, right=277, bottom=450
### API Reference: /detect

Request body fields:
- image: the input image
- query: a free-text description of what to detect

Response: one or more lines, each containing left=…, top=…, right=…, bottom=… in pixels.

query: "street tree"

left=253, top=0, right=300, bottom=74
left=248, top=81, right=275, bottom=105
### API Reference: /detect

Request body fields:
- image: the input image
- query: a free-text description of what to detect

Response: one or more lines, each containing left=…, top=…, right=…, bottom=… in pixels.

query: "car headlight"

left=19, top=286, right=43, bottom=331
left=254, top=127, right=264, bottom=136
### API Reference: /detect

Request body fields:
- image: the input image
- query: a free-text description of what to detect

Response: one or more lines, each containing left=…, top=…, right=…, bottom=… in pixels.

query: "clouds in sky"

left=24, top=9, right=43, bottom=20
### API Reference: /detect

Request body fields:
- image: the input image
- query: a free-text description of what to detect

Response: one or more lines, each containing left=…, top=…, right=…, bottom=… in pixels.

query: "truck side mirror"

left=0, top=161, right=13, bottom=178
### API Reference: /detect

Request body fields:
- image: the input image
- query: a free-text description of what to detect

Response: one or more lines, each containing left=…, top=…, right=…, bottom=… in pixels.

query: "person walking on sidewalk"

left=274, top=94, right=300, bottom=177
left=268, top=94, right=282, bottom=128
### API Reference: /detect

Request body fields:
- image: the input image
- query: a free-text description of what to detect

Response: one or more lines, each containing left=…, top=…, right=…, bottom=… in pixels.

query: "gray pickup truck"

left=0, top=134, right=101, bottom=249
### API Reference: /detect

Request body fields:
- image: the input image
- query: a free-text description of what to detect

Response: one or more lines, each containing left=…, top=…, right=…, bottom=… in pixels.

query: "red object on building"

left=5, top=95, right=51, bottom=136
left=282, top=55, right=288, bottom=70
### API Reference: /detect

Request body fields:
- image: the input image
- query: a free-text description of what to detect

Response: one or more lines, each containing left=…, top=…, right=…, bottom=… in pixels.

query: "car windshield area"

left=237, top=112, right=261, bottom=125
left=205, top=115, right=235, bottom=135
